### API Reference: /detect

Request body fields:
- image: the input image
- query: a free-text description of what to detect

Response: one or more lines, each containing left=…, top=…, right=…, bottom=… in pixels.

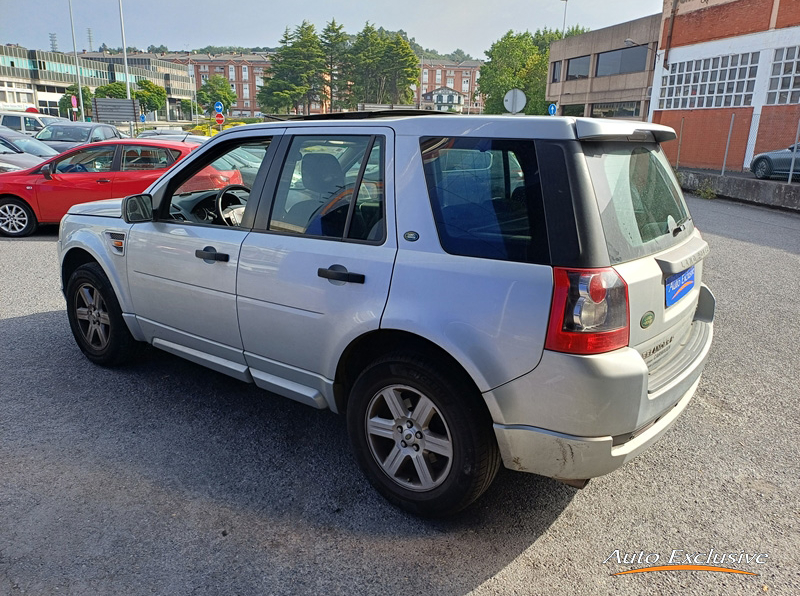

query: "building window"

left=462, top=78, right=470, bottom=92
left=591, top=102, right=641, bottom=118
left=244, top=100, right=250, bottom=107
left=243, top=83, right=250, bottom=97
left=199, top=64, right=208, bottom=71
left=228, top=65, right=235, bottom=81
left=201, top=74, right=208, bottom=82
left=437, top=95, right=443, bottom=103
left=552, top=61, right=562, bottom=83
left=242, top=65, right=249, bottom=79
left=230, top=83, right=236, bottom=94
left=422, top=85, right=427, bottom=94
left=422, top=69, right=429, bottom=83
left=562, top=104, right=584, bottom=116
left=566, top=56, right=590, bottom=80
left=595, top=46, right=649, bottom=77
left=446, top=77, right=454, bottom=87
left=446, top=70, right=454, bottom=76
left=447, top=95, right=453, bottom=103
left=436, top=70, right=442, bottom=84
left=767, top=46, right=800, bottom=105
left=657, top=51, right=758, bottom=110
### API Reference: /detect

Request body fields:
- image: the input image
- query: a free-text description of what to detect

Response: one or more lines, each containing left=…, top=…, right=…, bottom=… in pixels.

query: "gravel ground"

left=0, top=195, right=798, bottom=595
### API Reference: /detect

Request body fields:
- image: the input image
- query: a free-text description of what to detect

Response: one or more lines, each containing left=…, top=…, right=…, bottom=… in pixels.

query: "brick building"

left=415, top=59, right=484, bottom=113
left=650, top=0, right=800, bottom=171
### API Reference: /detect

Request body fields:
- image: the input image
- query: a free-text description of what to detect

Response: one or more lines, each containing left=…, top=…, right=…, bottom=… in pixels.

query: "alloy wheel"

left=74, top=283, right=111, bottom=351
left=0, top=203, right=29, bottom=234
left=364, top=384, right=454, bottom=491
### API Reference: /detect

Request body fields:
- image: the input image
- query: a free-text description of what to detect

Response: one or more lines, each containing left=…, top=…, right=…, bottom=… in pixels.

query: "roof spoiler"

left=575, top=118, right=677, bottom=143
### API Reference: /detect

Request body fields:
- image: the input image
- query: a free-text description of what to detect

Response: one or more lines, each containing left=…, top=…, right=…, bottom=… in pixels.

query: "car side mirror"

left=123, top=193, right=154, bottom=223
left=41, top=163, right=52, bottom=180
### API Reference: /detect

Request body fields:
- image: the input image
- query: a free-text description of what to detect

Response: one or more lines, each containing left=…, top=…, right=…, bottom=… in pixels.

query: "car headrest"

left=301, top=152, right=343, bottom=194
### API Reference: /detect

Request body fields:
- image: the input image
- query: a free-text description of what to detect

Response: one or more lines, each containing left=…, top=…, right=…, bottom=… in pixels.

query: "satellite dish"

left=503, top=89, right=527, bottom=114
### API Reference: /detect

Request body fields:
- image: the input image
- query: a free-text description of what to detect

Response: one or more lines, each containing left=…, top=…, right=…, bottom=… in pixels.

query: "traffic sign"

left=214, top=101, right=224, bottom=113
left=548, top=103, right=557, bottom=116
left=71, top=96, right=78, bottom=108
left=140, top=114, right=146, bottom=123
left=215, top=113, right=225, bottom=125
left=503, top=89, right=527, bottom=114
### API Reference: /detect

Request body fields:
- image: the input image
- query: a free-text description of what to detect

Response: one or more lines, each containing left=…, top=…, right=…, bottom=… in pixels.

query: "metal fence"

left=671, top=111, right=800, bottom=183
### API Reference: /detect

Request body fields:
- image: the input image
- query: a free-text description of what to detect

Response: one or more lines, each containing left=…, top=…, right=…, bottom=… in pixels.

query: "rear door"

left=112, top=143, right=177, bottom=198
left=236, top=127, right=396, bottom=403
left=583, top=141, right=711, bottom=393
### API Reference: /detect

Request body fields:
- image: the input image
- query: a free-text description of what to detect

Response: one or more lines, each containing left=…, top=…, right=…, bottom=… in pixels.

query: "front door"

left=237, top=128, right=397, bottom=406
left=126, top=131, right=281, bottom=376
left=35, top=145, right=117, bottom=221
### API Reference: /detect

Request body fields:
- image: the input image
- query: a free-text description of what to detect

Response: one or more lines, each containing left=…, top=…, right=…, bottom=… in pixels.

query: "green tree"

left=347, top=23, right=384, bottom=106
left=58, top=84, right=92, bottom=119
left=135, top=79, right=167, bottom=114
left=321, top=19, right=349, bottom=110
left=258, top=22, right=326, bottom=115
left=147, top=44, right=169, bottom=54
left=180, top=99, right=201, bottom=119
left=447, top=49, right=473, bottom=63
left=479, top=26, right=588, bottom=115
left=382, top=34, right=420, bottom=104
left=197, top=74, right=237, bottom=114
left=94, top=82, right=129, bottom=98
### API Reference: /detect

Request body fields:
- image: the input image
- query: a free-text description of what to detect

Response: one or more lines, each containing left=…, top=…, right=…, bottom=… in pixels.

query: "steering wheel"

left=215, top=184, right=250, bottom=226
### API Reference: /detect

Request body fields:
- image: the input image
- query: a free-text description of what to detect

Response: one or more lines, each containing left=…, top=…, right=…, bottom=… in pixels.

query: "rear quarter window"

left=420, top=137, right=549, bottom=264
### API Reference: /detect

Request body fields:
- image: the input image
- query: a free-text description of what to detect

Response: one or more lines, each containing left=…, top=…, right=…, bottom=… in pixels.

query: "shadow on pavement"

left=0, top=310, right=574, bottom=595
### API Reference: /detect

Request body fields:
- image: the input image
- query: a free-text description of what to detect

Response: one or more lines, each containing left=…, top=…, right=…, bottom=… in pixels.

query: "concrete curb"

left=678, top=170, right=800, bottom=212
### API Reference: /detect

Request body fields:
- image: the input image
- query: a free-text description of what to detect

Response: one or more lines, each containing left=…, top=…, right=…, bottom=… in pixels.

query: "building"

left=420, top=86, right=467, bottom=111
left=650, top=0, right=800, bottom=171
left=162, top=52, right=275, bottom=117
left=415, top=59, right=484, bottom=113
left=0, top=45, right=194, bottom=120
left=546, top=14, right=662, bottom=120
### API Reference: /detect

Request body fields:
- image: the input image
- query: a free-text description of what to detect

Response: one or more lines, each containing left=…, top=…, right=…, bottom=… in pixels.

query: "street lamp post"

left=561, top=0, right=568, bottom=38
left=67, top=0, right=85, bottom=122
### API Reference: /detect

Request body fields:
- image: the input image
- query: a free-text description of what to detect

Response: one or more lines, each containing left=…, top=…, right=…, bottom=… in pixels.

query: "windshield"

left=40, top=117, right=63, bottom=125
left=584, top=142, right=692, bottom=264
left=36, top=125, right=91, bottom=143
left=12, top=136, right=58, bottom=156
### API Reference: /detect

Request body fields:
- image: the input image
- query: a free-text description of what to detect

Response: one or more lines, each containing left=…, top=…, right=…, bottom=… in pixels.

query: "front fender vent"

left=105, top=231, right=126, bottom=256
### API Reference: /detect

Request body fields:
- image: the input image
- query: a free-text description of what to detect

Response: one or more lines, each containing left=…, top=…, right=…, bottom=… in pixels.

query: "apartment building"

left=545, top=14, right=662, bottom=120
left=415, top=59, right=484, bottom=113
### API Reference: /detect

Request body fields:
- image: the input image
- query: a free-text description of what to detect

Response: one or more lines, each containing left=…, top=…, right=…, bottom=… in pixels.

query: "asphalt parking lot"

left=1, top=195, right=798, bottom=595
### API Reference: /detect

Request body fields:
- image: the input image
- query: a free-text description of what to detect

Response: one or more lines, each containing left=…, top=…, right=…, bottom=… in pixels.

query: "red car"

left=0, top=139, right=242, bottom=237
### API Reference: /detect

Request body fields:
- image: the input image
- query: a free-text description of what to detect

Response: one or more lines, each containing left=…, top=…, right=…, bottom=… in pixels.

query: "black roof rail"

left=285, top=109, right=453, bottom=121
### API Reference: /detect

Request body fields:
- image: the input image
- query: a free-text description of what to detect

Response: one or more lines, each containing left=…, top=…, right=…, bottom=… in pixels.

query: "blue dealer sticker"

left=665, top=265, right=695, bottom=307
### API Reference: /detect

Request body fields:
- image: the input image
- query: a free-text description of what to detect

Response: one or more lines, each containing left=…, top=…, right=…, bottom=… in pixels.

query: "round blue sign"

left=214, top=101, right=224, bottom=113
left=548, top=103, right=557, bottom=116
left=140, top=114, right=146, bottom=122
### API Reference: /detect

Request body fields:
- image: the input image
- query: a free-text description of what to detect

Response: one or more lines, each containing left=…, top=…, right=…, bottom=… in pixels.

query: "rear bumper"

left=486, top=284, right=715, bottom=480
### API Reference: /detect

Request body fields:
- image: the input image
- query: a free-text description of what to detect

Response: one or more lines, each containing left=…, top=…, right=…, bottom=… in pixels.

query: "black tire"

left=347, top=353, right=501, bottom=516
left=753, top=159, right=772, bottom=180
left=65, top=262, right=139, bottom=366
left=0, top=197, right=37, bottom=237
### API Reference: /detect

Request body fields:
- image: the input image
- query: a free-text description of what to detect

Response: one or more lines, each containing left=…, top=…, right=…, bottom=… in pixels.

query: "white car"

left=58, top=113, right=715, bottom=516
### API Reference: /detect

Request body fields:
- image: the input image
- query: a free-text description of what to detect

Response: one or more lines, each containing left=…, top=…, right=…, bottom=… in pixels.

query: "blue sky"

left=1, top=0, right=663, bottom=59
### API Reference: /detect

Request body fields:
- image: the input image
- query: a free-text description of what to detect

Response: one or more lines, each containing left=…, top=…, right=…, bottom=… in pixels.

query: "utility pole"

left=87, top=28, right=94, bottom=52
left=49, top=33, right=58, bottom=53
left=68, top=0, right=86, bottom=122
left=118, top=0, right=131, bottom=101
left=561, top=0, right=569, bottom=38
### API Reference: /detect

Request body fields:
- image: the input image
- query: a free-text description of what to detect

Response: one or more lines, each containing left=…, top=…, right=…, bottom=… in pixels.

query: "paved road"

left=1, top=196, right=798, bottom=595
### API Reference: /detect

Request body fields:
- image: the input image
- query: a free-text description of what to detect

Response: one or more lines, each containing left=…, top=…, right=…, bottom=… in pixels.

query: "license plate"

left=665, top=265, right=695, bottom=307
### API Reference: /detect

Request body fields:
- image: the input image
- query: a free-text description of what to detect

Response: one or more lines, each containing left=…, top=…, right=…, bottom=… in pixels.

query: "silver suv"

left=58, top=114, right=715, bottom=516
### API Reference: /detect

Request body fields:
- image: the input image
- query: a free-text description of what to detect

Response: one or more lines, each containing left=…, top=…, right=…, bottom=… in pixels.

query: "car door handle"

left=96, top=179, right=111, bottom=183
left=318, top=267, right=365, bottom=284
left=195, top=247, right=230, bottom=262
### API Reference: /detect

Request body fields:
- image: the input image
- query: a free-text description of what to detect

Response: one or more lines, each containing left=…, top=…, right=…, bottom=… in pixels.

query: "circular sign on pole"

left=71, top=96, right=78, bottom=108
left=548, top=103, right=557, bottom=116
left=215, top=113, right=225, bottom=125
left=140, top=114, right=146, bottom=123
left=503, top=89, right=527, bottom=114
left=214, top=101, right=224, bottom=114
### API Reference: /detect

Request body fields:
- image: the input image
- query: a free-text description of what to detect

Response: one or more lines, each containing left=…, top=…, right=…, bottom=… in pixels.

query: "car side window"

left=90, top=128, right=104, bottom=142
left=55, top=146, right=115, bottom=174
left=163, top=138, right=272, bottom=227
left=3, top=115, right=22, bottom=131
left=121, top=146, right=172, bottom=171
left=267, top=135, right=385, bottom=242
left=24, top=117, right=42, bottom=133
left=420, top=136, right=548, bottom=264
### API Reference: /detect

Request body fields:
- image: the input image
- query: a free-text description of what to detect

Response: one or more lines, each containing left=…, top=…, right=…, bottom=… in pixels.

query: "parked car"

left=751, top=143, right=800, bottom=179
left=35, top=122, right=123, bottom=152
left=137, top=132, right=211, bottom=144
left=0, top=111, right=66, bottom=136
left=137, top=128, right=186, bottom=138
left=0, top=138, right=242, bottom=237
left=57, top=114, right=715, bottom=516
left=0, top=126, right=59, bottom=158
left=0, top=141, right=44, bottom=172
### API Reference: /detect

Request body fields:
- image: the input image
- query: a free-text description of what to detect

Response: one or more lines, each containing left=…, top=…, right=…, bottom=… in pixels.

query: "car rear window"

left=583, top=142, right=693, bottom=264
left=420, top=137, right=548, bottom=264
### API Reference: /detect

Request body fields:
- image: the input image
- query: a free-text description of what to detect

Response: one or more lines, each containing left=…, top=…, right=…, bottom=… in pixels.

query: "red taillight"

left=545, top=267, right=629, bottom=355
